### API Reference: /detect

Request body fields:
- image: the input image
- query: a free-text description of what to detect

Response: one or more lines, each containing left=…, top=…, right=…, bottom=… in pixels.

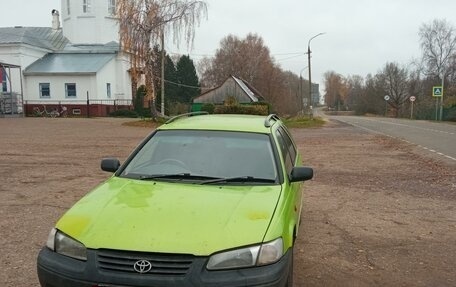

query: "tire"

left=285, top=247, right=294, bottom=287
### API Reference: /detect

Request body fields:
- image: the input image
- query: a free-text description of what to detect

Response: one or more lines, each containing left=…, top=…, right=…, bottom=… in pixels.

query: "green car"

left=37, top=113, right=313, bottom=287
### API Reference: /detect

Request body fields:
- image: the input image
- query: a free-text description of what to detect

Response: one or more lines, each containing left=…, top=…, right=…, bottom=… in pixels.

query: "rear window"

left=121, top=130, right=278, bottom=181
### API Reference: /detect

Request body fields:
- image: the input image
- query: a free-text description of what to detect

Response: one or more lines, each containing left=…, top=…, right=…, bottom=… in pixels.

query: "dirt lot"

left=1, top=117, right=455, bottom=287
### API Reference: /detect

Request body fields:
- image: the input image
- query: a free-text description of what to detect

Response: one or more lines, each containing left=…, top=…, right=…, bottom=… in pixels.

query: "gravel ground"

left=0, top=117, right=455, bottom=287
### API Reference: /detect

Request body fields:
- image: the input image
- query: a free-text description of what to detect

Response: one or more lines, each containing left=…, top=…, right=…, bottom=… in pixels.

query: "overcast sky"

left=1, top=0, right=456, bottom=91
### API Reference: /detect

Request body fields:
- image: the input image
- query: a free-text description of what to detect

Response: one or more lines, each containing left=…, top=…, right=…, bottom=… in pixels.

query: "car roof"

left=158, top=114, right=279, bottom=134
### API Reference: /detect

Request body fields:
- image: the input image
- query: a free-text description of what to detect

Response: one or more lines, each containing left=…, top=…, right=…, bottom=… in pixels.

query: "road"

left=327, top=115, right=456, bottom=164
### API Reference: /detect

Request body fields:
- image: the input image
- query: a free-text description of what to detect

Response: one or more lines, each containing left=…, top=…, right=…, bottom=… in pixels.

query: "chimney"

left=51, top=9, right=60, bottom=30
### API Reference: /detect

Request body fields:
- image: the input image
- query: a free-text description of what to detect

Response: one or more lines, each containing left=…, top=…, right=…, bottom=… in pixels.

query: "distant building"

left=311, top=83, right=320, bottom=106
left=0, top=0, right=132, bottom=116
left=193, top=75, right=264, bottom=107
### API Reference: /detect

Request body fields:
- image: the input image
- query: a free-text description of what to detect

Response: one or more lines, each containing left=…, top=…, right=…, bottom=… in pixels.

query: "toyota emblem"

left=133, top=260, right=152, bottom=274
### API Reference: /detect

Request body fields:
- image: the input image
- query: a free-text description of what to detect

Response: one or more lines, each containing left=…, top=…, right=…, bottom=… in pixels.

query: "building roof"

left=232, top=77, right=258, bottom=102
left=64, top=42, right=120, bottom=53
left=194, top=75, right=264, bottom=103
left=23, top=53, right=115, bottom=75
left=236, top=77, right=265, bottom=102
left=0, top=62, right=21, bottom=69
left=0, top=27, right=68, bottom=51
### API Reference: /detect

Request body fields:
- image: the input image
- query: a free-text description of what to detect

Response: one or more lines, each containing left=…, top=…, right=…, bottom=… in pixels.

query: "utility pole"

left=299, top=74, right=303, bottom=113
left=307, top=33, right=325, bottom=119
left=307, top=48, right=312, bottom=116
left=299, top=66, right=308, bottom=114
left=161, top=29, right=165, bottom=116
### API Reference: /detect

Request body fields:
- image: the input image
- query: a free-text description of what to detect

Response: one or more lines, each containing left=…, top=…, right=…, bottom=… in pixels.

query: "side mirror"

left=290, top=166, right=313, bottom=182
left=101, top=158, right=121, bottom=173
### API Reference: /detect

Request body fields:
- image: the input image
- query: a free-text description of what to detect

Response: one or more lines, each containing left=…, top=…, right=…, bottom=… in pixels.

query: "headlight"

left=207, top=238, right=283, bottom=270
left=46, top=228, right=87, bottom=261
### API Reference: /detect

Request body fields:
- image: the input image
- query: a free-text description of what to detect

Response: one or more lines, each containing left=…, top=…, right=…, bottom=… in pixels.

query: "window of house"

left=67, top=0, right=71, bottom=15
left=108, top=0, right=116, bottom=15
left=65, top=83, right=77, bottom=98
left=83, top=0, right=92, bottom=13
left=107, top=83, right=111, bottom=98
left=39, top=83, right=50, bottom=98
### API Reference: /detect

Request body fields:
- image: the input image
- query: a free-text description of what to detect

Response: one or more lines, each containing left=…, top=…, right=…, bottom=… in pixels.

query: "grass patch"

left=283, top=116, right=326, bottom=128
left=123, top=115, right=326, bottom=129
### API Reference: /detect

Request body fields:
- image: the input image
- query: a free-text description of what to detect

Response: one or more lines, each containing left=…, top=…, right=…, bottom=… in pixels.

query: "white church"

left=0, top=0, right=132, bottom=116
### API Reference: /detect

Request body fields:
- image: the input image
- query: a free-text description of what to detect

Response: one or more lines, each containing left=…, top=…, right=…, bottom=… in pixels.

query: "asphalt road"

left=327, top=115, right=456, bottom=164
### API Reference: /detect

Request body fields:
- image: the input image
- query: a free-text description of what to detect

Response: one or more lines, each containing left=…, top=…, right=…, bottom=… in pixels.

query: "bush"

left=251, top=102, right=271, bottom=114
left=201, top=103, right=215, bottom=114
left=214, top=104, right=268, bottom=115
left=443, top=106, right=456, bottom=121
left=109, top=109, right=138, bottom=118
left=134, top=85, right=146, bottom=116
left=168, top=102, right=191, bottom=115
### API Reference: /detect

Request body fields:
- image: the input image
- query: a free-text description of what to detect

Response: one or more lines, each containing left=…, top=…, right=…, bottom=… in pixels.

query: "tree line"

left=114, top=1, right=456, bottom=120
left=116, top=0, right=308, bottom=117
left=325, top=19, right=456, bottom=121
left=198, top=33, right=308, bottom=115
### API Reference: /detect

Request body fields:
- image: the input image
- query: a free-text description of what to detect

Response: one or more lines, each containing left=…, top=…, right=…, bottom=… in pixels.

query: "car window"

left=275, top=130, right=293, bottom=173
left=121, top=130, right=278, bottom=182
left=278, top=126, right=297, bottom=165
left=275, top=125, right=298, bottom=175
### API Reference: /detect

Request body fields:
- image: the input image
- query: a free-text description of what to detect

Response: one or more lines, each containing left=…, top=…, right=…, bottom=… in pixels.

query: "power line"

left=167, top=50, right=306, bottom=59
left=276, top=54, right=306, bottom=62
left=156, top=76, right=212, bottom=90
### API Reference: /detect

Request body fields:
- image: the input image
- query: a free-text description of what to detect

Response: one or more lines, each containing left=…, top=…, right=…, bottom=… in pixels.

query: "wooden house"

left=193, top=76, right=264, bottom=109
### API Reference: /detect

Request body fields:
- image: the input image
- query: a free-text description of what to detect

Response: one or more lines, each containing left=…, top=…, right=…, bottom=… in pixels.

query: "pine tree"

left=155, top=53, right=178, bottom=111
left=176, top=55, right=201, bottom=104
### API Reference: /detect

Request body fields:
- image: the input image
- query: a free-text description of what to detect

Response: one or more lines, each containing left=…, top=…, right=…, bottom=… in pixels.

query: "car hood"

left=56, top=177, right=282, bottom=256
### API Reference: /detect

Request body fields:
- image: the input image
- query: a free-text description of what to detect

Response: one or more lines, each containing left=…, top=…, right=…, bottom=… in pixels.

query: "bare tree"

left=345, top=75, right=364, bottom=112
left=377, top=62, right=409, bottom=117
left=196, top=56, right=213, bottom=91
left=419, top=19, right=456, bottom=79
left=323, top=71, right=348, bottom=110
left=198, top=33, right=303, bottom=115
left=117, top=0, right=207, bottom=116
left=201, top=34, right=273, bottom=88
left=363, top=74, right=385, bottom=115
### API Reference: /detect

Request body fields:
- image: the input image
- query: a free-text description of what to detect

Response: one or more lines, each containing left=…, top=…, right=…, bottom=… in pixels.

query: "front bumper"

left=37, top=247, right=292, bottom=287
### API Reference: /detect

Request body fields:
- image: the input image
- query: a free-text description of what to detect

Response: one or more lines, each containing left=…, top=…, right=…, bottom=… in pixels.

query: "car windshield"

left=120, top=130, right=278, bottom=184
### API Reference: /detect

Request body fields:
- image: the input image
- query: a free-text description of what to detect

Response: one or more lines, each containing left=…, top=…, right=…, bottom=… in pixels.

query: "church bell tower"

left=60, top=0, right=119, bottom=44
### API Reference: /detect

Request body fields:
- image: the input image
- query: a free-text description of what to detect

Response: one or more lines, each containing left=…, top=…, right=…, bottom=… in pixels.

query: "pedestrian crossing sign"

left=433, top=86, right=443, bottom=97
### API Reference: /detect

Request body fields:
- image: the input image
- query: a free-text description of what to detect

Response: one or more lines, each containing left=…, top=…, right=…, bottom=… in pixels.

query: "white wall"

left=94, top=55, right=132, bottom=101
left=24, top=75, right=97, bottom=103
left=0, top=44, right=49, bottom=97
left=96, top=58, right=116, bottom=100
left=94, top=54, right=132, bottom=101
left=115, top=53, right=132, bottom=100
left=24, top=55, right=131, bottom=103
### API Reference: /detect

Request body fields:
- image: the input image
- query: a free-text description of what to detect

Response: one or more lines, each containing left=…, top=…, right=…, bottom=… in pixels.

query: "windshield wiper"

left=139, top=173, right=219, bottom=181
left=200, top=176, right=276, bottom=185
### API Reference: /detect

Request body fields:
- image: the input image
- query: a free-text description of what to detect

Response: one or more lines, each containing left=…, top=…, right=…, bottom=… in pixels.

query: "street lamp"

left=299, top=66, right=308, bottom=113
left=307, top=32, right=325, bottom=118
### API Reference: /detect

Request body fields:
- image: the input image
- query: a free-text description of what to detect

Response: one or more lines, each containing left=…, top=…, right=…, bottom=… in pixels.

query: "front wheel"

left=285, top=248, right=294, bottom=287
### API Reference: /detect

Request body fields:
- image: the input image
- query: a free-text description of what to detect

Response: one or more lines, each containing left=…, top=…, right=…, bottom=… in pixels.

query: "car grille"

left=97, top=249, right=195, bottom=276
